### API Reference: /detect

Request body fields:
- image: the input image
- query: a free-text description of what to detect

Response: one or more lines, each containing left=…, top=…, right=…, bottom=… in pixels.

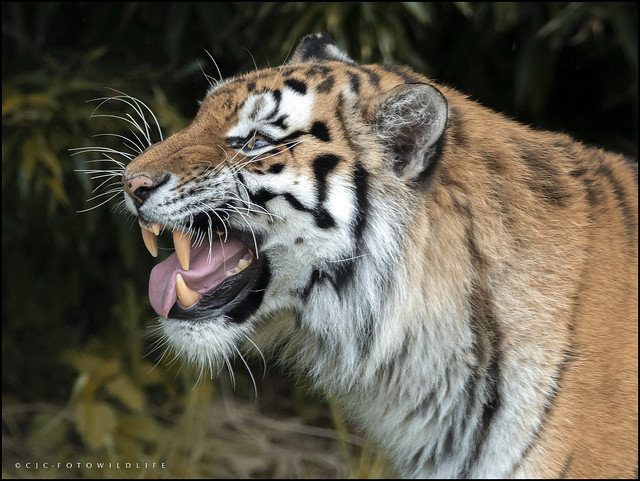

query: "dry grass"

left=2, top=369, right=395, bottom=479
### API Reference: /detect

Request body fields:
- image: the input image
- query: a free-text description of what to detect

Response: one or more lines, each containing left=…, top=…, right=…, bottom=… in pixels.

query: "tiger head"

left=121, top=33, right=448, bottom=369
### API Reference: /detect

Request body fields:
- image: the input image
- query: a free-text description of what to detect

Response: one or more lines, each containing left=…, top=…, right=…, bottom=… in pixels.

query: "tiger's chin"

left=155, top=315, right=257, bottom=370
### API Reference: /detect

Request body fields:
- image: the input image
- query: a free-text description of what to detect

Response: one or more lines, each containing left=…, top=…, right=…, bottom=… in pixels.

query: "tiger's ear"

left=371, top=83, right=448, bottom=181
left=288, top=32, right=356, bottom=65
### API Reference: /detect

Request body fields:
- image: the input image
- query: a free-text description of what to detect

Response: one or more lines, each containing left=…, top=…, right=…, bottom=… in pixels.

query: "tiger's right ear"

left=369, top=83, right=448, bottom=182
left=287, top=32, right=356, bottom=65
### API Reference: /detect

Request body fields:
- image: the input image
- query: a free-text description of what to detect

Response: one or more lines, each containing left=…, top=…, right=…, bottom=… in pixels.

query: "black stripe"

left=346, top=71, right=360, bottom=94
left=558, top=453, right=574, bottom=479
left=248, top=187, right=336, bottom=229
left=284, top=78, right=307, bottom=95
left=359, top=311, right=376, bottom=356
left=459, top=210, right=502, bottom=477
left=262, top=89, right=282, bottom=120
left=278, top=66, right=296, bottom=77
left=300, top=268, right=323, bottom=302
left=317, top=76, right=335, bottom=93
left=355, top=65, right=381, bottom=88
left=249, top=187, right=277, bottom=208
left=280, top=129, right=307, bottom=144
left=594, top=161, right=638, bottom=242
left=270, top=115, right=288, bottom=130
left=267, top=163, right=284, bottom=174
left=313, top=209, right=336, bottom=229
left=325, top=256, right=356, bottom=300
left=520, top=149, right=572, bottom=207
left=313, top=154, right=340, bottom=203
left=353, top=162, right=369, bottom=243
left=378, top=64, right=423, bottom=83
left=310, top=121, right=331, bottom=142
left=448, top=106, right=469, bottom=148
left=306, top=64, right=332, bottom=77
left=282, top=192, right=308, bottom=212
left=336, top=94, right=359, bottom=152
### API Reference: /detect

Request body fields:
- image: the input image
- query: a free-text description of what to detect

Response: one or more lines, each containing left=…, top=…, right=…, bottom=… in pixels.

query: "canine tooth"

left=139, top=220, right=152, bottom=232
left=176, top=273, right=201, bottom=308
left=139, top=221, right=158, bottom=257
left=238, top=258, right=251, bottom=270
left=173, top=230, right=191, bottom=270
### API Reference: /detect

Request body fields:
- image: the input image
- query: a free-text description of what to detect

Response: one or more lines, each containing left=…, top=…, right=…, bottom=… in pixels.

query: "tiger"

left=118, top=33, right=638, bottom=478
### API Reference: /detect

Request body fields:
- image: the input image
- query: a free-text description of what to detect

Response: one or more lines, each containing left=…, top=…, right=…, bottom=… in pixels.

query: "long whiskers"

left=233, top=345, right=258, bottom=401
left=74, top=90, right=163, bottom=213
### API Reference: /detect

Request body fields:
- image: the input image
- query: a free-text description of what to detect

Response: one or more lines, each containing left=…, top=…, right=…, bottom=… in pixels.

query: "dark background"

left=2, top=2, right=637, bottom=478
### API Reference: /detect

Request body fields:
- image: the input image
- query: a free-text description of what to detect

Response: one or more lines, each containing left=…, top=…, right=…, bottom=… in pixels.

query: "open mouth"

left=138, top=218, right=268, bottom=322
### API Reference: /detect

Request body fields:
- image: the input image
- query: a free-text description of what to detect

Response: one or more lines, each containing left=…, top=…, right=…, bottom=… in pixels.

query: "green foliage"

left=2, top=2, right=637, bottom=479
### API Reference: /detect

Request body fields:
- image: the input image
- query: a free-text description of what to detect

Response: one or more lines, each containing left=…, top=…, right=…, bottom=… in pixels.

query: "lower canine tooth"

left=139, top=221, right=158, bottom=257
left=176, top=273, right=201, bottom=308
left=238, top=258, right=251, bottom=270
left=173, top=230, right=191, bottom=270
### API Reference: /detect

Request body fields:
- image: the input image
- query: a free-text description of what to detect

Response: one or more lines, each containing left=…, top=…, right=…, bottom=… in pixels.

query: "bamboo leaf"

left=105, top=375, right=144, bottom=412
left=75, top=400, right=118, bottom=449
left=117, top=413, right=168, bottom=443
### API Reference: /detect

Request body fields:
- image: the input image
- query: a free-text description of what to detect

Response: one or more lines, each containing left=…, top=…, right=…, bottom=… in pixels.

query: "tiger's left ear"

left=370, top=83, right=448, bottom=181
left=288, top=32, right=356, bottom=65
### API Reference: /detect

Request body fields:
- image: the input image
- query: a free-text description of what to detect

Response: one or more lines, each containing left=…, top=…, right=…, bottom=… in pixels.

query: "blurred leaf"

left=63, top=352, right=112, bottom=375
left=402, top=2, right=432, bottom=24
left=75, top=401, right=118, bottom=449
left=136, top=362, right=166, bottom=386
left=28, top=412, right=71, bottom=450
left=45, top=176, right=70, bottom=206
left=105, top=375, right=144, bottom=412
left=117, top=413, right=169, bottom=444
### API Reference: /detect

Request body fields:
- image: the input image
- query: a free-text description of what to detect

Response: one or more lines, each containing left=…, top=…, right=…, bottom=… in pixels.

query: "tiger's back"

left=118, top=33, right=638, bottom=478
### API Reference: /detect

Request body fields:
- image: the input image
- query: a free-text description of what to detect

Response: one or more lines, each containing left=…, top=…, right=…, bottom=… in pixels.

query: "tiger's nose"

left=122, top=174, right=160, bottom=205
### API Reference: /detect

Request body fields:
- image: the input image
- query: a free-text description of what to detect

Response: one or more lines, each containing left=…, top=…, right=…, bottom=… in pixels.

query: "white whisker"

left=243, top=333, right=267, bottom=380
left=234, top=346, right=258, bottom=401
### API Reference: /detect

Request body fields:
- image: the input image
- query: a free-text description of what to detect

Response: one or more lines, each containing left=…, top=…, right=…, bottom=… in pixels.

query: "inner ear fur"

left=370, top=83, right=449, bottom=181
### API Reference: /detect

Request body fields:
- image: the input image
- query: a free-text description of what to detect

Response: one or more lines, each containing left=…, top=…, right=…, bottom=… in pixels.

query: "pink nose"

left=122, top=174, right=156, bottom=204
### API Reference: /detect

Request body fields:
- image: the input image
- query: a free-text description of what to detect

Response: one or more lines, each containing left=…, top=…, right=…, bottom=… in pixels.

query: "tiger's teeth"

left=175, top=273, right=201, bottom=308
left=151, top=223, right=161, bottom=235
left=139, top=220, right=158, bottom=257
left=173, top=230, right=191, bottom=270
left=225, top=267, right=241, bottom=278
left=237, top=258, right=251, bottom=269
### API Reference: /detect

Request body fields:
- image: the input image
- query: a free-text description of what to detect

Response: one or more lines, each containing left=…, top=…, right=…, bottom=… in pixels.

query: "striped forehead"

left=203, top=62, right=425, bottom=137
left=227, top=80, right=314, bottom=139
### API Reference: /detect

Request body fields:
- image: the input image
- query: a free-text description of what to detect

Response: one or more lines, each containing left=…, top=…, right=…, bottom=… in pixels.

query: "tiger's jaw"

left=130, top=210, right=278, bottom=368
left=130, top=212, right=272, bottom=326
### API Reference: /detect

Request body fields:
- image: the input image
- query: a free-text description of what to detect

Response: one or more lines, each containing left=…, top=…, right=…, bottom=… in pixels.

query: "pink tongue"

left=149, top=237, right=249, bottom=318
